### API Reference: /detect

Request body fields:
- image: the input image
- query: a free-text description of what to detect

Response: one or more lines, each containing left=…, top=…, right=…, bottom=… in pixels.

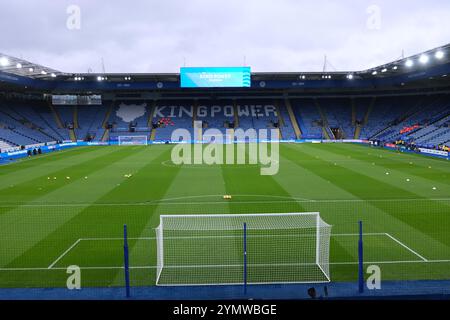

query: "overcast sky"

left=1, top=0, right=449, bottom=73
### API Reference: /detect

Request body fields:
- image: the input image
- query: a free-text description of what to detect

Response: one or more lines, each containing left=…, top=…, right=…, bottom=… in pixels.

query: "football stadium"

left=1, top=1, right=450, bottom=305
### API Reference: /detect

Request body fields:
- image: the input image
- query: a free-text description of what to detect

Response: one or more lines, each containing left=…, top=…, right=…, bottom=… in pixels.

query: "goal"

left=155, top=213, right=332, bottom=286
left=118, top=135, right=148, bottom=145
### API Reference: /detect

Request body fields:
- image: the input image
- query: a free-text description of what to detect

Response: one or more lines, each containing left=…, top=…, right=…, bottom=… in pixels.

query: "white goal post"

left=155, top=212, right=332, bottom=286
left=118, top=135, right=148, bottom=145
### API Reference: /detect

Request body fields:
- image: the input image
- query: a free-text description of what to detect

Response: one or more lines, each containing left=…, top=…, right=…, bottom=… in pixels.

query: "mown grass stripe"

left=325, top=143, right=450, bottom=185
left=0, top=147, right=113, bottom=193
left=1, top=146, right=168, bottom=269
left=281, top=144, right=450, bottom=260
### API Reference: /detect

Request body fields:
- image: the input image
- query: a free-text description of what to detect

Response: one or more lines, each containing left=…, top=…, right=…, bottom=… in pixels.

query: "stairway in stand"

left=284, top=98, right=302, bottom=139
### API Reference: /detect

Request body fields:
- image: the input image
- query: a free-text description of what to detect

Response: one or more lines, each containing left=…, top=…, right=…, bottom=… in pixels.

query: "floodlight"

left=0, top=57, right=10, bottom=67
left=16, top=63, right=22, bottom=69
left=372, top=71, right=377, bottom=75
left=435, top=50, right=444, bottom=59
left=419, top=54, right=429, bottom=64
left=347, top=74, right=353, bottom=80
left=405, top=60, right=414, bottom=67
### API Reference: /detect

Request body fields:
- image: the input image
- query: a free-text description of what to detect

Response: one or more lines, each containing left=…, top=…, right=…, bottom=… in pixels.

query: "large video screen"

left=180, top=67, right=251, bottom=88
left=52, top=95, right=102, bottom=105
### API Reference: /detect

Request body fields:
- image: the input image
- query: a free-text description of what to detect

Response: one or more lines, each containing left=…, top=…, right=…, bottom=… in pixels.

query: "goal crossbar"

left=160, top=212, right=320, bottom=219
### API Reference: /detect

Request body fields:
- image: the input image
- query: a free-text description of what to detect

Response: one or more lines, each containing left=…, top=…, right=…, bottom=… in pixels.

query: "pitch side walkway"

left=1, top=280, right=450, bottom=300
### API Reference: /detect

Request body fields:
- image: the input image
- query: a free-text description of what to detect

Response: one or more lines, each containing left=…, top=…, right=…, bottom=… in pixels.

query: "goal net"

left=155, top=213, right=332, bottom=286
left=118, top=135, right=148, bottom=146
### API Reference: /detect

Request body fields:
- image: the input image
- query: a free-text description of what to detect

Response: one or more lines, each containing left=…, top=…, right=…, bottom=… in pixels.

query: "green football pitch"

left=0, top=143, right=449, bottom=288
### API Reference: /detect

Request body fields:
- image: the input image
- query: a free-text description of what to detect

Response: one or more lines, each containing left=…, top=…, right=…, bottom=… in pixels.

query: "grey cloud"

left=0, top=0, right=449, bottom=73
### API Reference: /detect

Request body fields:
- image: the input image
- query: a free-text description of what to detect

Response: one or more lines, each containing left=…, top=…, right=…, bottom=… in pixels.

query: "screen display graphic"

left=180, top=67, right=251, bottom=88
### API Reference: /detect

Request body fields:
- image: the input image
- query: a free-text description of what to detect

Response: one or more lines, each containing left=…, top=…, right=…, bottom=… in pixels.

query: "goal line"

left=41, top=232, right=428, bottom=271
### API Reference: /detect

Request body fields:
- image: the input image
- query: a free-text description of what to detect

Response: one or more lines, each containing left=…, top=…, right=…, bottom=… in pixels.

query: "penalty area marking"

left=47, top=239, right=81, bottom=269
left=384, top=233, right=428, bottom=261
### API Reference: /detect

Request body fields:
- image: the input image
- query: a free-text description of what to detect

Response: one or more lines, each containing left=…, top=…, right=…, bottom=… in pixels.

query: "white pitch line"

left=332, top=233, right=385, bottom=237
left=2, top=233, right=434, bottom=271
left=3, top=259, right=450, bottom=271
left=78, top=233, right=386, bottom=242
left=331, top=260, right=429, bottom=265
left=80, top=237, right=154, bottom=241
left=385, top=233, right=428, bottom=262
left=0, top=266, right=153, bottom=271
left=2, top=197, right=450, bottom=207
left=47, top=239, right=81, bottom=269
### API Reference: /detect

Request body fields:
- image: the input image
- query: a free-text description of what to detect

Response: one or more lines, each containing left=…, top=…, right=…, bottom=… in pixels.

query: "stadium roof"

left=1, top=43, right=449, bottom=84
left=0, top=54, right=66, bottom=80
